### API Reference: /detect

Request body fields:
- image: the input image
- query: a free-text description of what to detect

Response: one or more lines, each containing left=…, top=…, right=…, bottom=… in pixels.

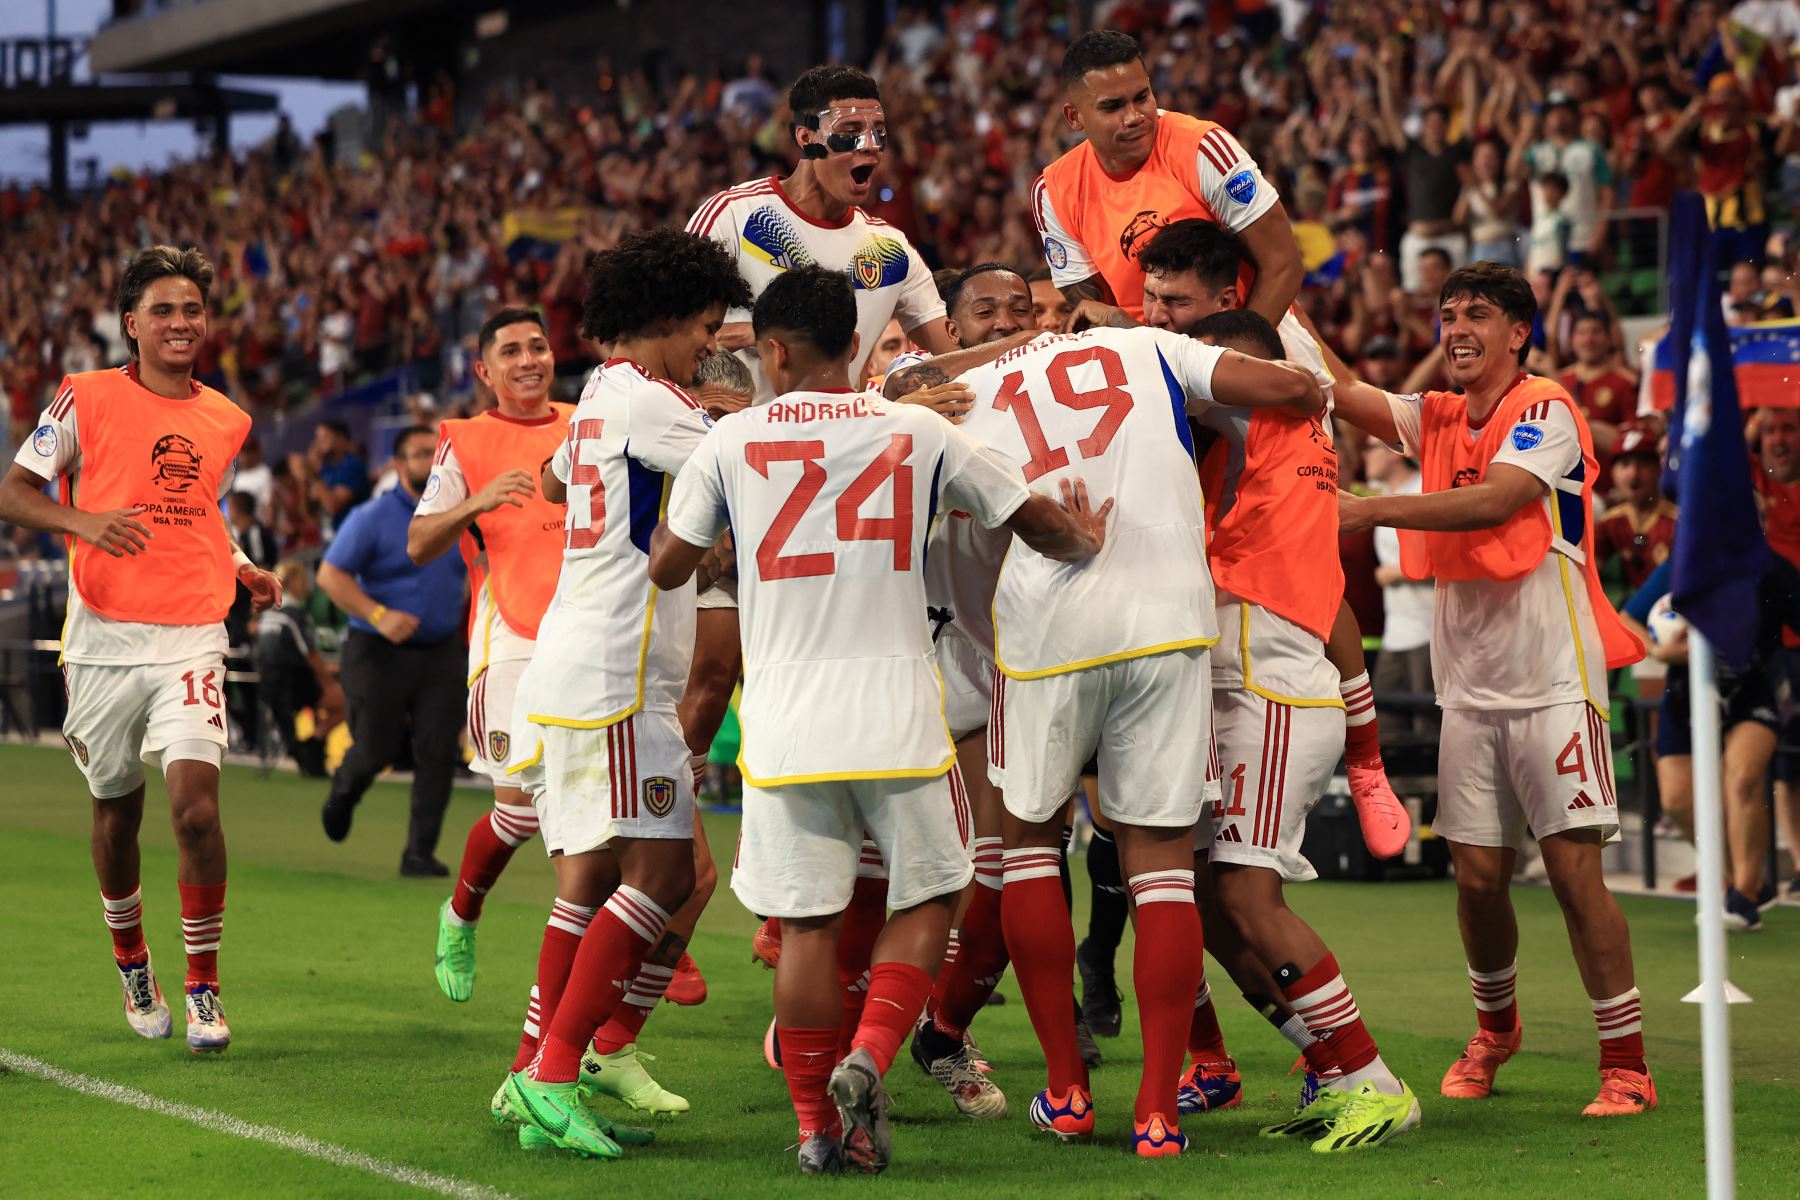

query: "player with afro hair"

left=580, top=227, right=754, bottom=353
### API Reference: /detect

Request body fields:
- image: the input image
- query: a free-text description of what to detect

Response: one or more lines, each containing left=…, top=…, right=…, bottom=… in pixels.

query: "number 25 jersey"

left=665, top=391, right=1030, bottom=785
left=526, top=360, right=713, bottom=729
left=960, top=327, right=1229, bottom=679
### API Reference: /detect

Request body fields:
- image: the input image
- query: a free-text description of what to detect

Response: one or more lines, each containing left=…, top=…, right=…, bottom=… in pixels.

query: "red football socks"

left=779, top=1026, right=842, bottom=1139
left=1001, top=847, right=1085, bottom=1095
left=177, top=881, right=225, bottom=987
left=1470, top=962, right=1520, bottom=1035
left=511, top=897, right=595, bottom=1072
left=1591, top=987, right=1647, bottom=1072
left=529, top=886, right=669, bottom=1084
left=835, top=875, right=888, bottom=1057
left=1187, top=977, right=1229, bottom=1063
left=931, top=876, right=1008, bottom=1038
left=449, top=802, right=539, bottom=923
left=1129, top=870, right=1204, bottom=1121
left=593, top=961, right=676, bottom=1054
left=101, top=886, right=147, bottom=964
left=852, top=961, right=934, bottom=1074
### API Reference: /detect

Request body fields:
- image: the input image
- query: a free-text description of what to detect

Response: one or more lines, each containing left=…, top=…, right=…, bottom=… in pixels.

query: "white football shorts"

left=468, top=652, right=529, bottom=785
left=732, top=769, right=973, bottom=918
left=993, top=646, right=1211, bottom=829
left=1206, top=688, right=1346, bottom=881
left=1435, top=701, right=1621, bottom=851
left=937, top=621, right=995, bottom=743
left=508, top=708, right=694, bottom=857
left=61, top=656, right=229, bottom=798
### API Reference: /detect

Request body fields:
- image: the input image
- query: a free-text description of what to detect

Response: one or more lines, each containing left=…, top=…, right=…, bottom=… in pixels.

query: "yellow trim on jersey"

left=1237, top=603, right=1346, bottom=709
left=503, top=738, right=545, bottom=777
left=995, top=635, right=1220, bottom=681
left=1547, top=498, right=1608, bottom=721
left=732, top=618, right=960, bottom=789
left=737, top=750, right=958, bottom=789
left=521, top=477, right=671, bottom=731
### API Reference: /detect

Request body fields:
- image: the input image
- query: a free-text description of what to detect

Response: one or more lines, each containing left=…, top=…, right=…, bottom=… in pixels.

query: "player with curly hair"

left=496, top=229, right=757, bottom=1157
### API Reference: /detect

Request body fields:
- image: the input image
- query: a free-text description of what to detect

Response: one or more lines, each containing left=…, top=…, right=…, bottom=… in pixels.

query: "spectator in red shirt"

left=1595, top=427, right=1677, bottom=591
left=1753, top=406, right=1800, bottom=899
left=1558, top=310, right=1637, bottom=469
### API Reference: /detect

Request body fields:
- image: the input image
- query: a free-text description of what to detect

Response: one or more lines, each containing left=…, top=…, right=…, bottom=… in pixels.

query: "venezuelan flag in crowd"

left=503, top=207, right=586, bottom=263
left=1650, top=316, right=1800, bottom=409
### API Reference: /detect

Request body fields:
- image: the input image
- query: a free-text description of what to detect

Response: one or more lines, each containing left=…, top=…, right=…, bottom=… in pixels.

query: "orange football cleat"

left=664, top=951, right=707, bottom=1006
left=1582, top=1067, right=1657, bottom=1117
left=751, top=917, right=782, bottom=970
left=1132, top=1112, right=1187, bottom=1157
left=1348, top=762, right=1411, bottom=859
left=1440, top=1024, right=1523, bottom=1098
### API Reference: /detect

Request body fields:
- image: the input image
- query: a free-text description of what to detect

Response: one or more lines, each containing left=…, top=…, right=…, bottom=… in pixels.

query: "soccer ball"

left=1646, top=594, right=1688, bottom=647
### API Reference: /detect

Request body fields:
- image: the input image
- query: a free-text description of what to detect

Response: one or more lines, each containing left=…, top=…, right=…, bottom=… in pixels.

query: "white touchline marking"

left=0, top=1048, right=522, bottom=1200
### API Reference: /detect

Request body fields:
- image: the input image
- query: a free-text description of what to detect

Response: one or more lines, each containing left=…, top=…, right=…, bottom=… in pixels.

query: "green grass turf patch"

left=1, top=743, right=1797, bottom=1198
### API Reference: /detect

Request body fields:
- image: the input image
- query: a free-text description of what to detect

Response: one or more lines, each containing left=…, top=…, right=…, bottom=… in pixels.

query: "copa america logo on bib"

left=1043, top=236, right=1069, bottom=271
left=1225, top=169, right=1257, bottom=205
left=643, top=776, right=676, bottom=818
left=32, top=424, right=56, bottom=457
left=1510, top=424, right=1544, bottom=452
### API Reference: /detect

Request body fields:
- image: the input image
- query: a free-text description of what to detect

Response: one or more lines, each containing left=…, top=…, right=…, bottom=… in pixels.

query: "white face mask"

left=807, top=103, right=888, bottom=155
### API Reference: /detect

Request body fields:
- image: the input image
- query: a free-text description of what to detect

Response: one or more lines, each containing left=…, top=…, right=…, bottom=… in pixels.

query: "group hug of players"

left=0, top=29, right=1660, bottom=1178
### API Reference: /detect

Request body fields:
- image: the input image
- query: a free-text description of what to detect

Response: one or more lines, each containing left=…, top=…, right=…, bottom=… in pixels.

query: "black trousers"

left=328, top=628, right=467, bottom=859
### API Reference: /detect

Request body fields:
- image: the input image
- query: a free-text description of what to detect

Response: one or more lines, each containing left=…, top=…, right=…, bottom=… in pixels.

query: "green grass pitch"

left=1, top=742, right=1797, bottom=1198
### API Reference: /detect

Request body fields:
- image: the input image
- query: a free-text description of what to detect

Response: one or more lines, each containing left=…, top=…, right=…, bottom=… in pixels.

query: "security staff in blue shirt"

left=315, top=425, right=468, bottom=876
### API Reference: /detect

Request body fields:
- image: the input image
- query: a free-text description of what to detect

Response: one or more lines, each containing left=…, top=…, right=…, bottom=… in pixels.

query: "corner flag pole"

left=1687, top=627, right=1735, bottom=1199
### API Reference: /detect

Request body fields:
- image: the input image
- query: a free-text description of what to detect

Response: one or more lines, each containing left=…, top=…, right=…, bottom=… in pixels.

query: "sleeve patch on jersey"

left=1224, top=169, right=1258, bottom=206
left=1510, top=424, right=1545, bottom=452
left=31, top=424, right=57, bottom=457
left=422, top=473, right=443, bottom=503
left=1043, top=236, right=1069, bottom=270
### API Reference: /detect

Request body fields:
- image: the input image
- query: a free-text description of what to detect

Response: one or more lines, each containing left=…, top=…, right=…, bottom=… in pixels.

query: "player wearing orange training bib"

left=1031, top=30, right=1299, bottom=329
left=1191, top=310, right=1419, bottom=1153
left=0, top=246, right=280, bottom=1056
left=1334, top=262, right=1655, bottom=1120
left=406, top=307, right=571, bottom=1004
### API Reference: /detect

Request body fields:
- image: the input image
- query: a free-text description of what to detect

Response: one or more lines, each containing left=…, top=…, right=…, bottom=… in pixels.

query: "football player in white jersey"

left=1334, top=263, right=1654, bottom=1120
left=680, top=65, right=963, bottom=849
left=650, top=266, right=1109, bottom=1176
left=955, top=322, right=1322, bottom=1157
left=496, top=230, right=753, bottom=1159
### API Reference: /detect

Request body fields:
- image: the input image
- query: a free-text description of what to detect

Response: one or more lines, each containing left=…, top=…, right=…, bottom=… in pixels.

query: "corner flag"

left=1662, top=191, right=1770, bottom=670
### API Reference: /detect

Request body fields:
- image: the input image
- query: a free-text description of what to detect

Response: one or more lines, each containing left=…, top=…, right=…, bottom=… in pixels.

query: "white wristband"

left=231, top=547, right=253, bottom=571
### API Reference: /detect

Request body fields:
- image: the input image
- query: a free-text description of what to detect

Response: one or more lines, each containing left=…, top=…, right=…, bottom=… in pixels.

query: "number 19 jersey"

left=665, top=391, right=1030, bottom=786
left=959, top=326, right=1229, bottom=679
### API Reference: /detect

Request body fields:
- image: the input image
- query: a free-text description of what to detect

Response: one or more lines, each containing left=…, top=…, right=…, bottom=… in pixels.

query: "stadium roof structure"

left=91, top=0, right=444, bottom=79
left=0, top=79, right=277, bottom=126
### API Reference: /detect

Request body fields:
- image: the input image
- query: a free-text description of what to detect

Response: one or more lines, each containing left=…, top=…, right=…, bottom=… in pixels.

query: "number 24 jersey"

left=665, top=391, right=1030, bottom=786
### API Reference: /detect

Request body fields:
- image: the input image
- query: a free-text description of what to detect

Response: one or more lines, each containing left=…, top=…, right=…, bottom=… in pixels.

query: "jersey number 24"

left=744, top=433, right=914, bottom=580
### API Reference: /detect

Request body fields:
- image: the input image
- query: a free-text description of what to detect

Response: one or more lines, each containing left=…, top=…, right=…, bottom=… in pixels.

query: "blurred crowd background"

left=2, top=0, right=1797, bottom=887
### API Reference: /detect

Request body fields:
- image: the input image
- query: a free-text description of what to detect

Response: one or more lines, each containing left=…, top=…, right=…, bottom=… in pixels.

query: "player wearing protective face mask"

left=681, top=69, right=964, bottom=995
left=687, top=65, right=957, bottom=405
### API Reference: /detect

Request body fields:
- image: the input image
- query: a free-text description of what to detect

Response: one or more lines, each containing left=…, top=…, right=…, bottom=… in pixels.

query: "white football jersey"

left=686, top=177, right=945, bottom=404
left=665, top=391, right=1030, bottom=784
left=960, top=326, right=1230, bottom=678
left=521, top=360, right=712, bottom=728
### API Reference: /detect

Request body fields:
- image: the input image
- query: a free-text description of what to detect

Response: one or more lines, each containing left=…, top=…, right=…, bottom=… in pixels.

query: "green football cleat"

left=1309, top=1080, right=1421, bottom=1153
left=518, top=1117, right=653, bottom=1149
left=580, top=1042, right=690, bottom=1114
left=434, top=899, right=477, bottom=1003
left=490, top=1077, right=514, bottom=1127
left=502, top=1071, right=623, bottom=1159
left=1260, top=1085, right=1352, bottom=1139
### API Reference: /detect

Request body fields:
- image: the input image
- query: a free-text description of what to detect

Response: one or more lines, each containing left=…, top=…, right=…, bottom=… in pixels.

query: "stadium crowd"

left=6, top=0, right=1800, bottom=467
left=3, top=0, right=1799, bottom=907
